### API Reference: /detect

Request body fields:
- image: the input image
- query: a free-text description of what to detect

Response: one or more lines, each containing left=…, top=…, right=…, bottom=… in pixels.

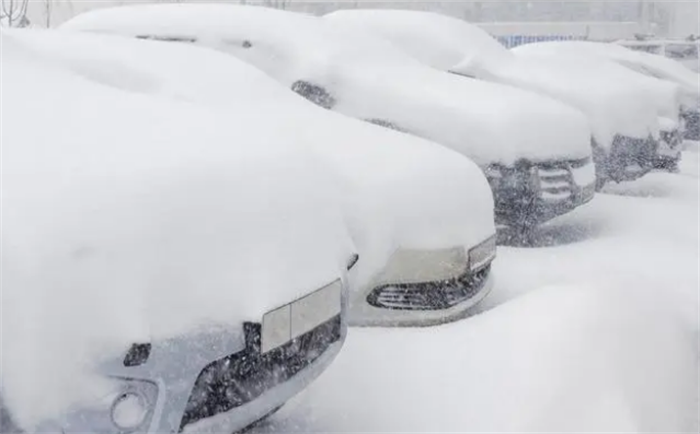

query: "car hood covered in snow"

left=34, top=26, right=496, bottom=292
left=514, top=40, right=699, bottom=111
left=61, top=4, right=592, bottom=166
left=1, top=30, right=355, bottom=429
left=324, top=9, right=666, bottom=148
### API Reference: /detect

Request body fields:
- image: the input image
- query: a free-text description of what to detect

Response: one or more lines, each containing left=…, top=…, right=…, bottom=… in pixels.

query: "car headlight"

left=111, top=391, right=149, bottom=431
left=469, top=235, right=497, bottom=272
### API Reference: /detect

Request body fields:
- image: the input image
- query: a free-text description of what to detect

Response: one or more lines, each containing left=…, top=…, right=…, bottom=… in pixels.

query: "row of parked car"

left=2, top=5, right=698, bottom=434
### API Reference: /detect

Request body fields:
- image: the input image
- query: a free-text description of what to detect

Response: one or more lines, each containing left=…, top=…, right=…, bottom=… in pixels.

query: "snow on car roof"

left=2, top=29, right=355, bottom=429
left=61, top=4, right=594, bottom=166
left=60, top=3, right=422, bottom=82
left=323, top=9, right=513, bottom=72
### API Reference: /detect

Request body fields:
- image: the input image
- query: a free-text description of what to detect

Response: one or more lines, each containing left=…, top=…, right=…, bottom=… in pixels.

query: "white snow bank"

left=324, top=9, right=664, bottom=148
left=26, top=27, right=496, bottom=290
left=60, top=4, right=593, bottom=166
left=261, top=281, right=698, bottom=432
left=1, top=30, right=355, bottom=429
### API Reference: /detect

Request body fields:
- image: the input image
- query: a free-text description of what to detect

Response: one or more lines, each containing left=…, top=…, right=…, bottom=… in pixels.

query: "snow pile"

left=515, top=40, right=700, bottom=109
left=60, top=4, right=593, bottom=166
left=1, top=30, right=355, bottom=429
left=24, top=26, right=496, bottom=290
left=261, top=282, right=698, bottom=432
left=323, top=9, right=665, bottom=148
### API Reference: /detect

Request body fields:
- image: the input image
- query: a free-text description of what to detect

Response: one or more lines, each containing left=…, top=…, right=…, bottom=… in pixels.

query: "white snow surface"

left=515, top=40, right=700, bottom=110
left=324, top=9, right=512, bottom=73
left=324, top=9, right=667, bottom=148
left=1, top=30, right=356, bottom=429
left=60, top=4, right=593, bottom=167
left=249, top=151, right=700, bottom=433
left=16, top=27, right=496, bottom=299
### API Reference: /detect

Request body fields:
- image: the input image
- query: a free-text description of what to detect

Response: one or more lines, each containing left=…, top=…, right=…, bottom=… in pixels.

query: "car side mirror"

left=291, top=80, right=336, bottom=110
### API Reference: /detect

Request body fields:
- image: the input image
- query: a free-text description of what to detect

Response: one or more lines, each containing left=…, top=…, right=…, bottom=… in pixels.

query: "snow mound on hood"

left=510, top=46, right=682, bottom=125
left=516, top=40, right=699, bottom=108
left=321, top=9, right=665, bottom=148
left=468, top=52, right=666, bottom=146
left=1, top=30, right=354, bottom=429
left=60, top=4, right=592, bottom=166
left=283, top=281, right=698, bottom=432
left=20, top=27, right=497, bottom=297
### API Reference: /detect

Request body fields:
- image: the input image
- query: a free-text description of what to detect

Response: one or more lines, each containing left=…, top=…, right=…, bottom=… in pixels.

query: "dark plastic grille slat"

left=367, top=266, right=491, bottom=311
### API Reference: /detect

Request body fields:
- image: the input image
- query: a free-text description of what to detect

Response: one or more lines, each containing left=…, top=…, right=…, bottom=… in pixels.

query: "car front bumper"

left=654, top=127, right=683, bottom=171
left=490, top=157, right=597, bottom=228
left=349, top=245, right=495, bottom=327
left=594, top=135, right=657, bottom=183
left=33, top=315, right=346, bottom=434
left=682, top=109, right=699, bottom=141
left=181, top=331, right=344, bottom=433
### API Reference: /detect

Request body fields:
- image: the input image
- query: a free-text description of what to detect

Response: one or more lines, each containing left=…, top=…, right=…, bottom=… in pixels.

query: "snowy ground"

left=252, top=146, right=700, bottom=433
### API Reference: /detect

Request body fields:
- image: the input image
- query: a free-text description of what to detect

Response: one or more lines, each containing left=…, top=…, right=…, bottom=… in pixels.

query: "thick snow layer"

left=515, top=40, right=700, bottom=109
left=324, top=9, right=513, bottom=73
left=1, top=31, right=355, bottom=429
left=16, top=27, right=496, bottom=300
left=60, top=4, right=593, bottom=166
left=250, top=150, right=700, bottom=433
left=324, top=9, right=666, bottom=148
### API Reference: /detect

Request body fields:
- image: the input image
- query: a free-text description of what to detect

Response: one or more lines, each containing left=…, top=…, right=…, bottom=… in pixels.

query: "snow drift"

left=260, top=281, right=698, bottom=433
left=1, top=30, right=355, bottom=429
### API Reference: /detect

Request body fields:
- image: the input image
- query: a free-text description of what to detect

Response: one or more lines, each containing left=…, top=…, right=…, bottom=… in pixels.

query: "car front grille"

left=367, top=265, right=490, bottom=311
left=179, top=316, right=342, bottom=431
left=603, top=135, right=657, bottom=181
left=536, top=157, right=593, bottom=202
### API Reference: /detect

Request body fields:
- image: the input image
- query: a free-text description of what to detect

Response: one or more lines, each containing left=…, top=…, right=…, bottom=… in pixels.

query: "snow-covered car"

left=617, top=39, right=700, bottom=73
left=43, top=25, right=498, bottom=326
left=516, top=40, right=700, bottom=146
left=2, top=30, right=355, bottom=433
left=61, top=4, right=597, bottom=231
left=511, top=40, right=698, bottom=170
left=323, top=9, right=678, bottom=189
